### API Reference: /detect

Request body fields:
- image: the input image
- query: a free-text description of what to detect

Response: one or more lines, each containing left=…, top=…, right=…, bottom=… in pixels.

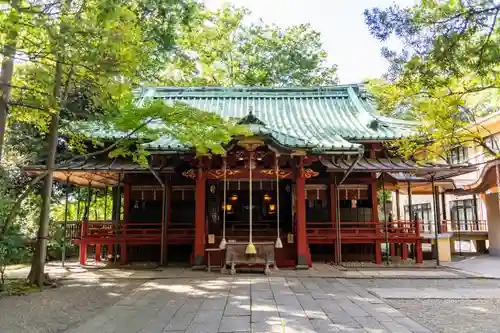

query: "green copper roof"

left=137, top=84, right=414, bottom=152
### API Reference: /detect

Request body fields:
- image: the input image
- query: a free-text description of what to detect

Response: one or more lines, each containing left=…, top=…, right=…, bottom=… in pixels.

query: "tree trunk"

left=28, top=62, right=64, bottom=287
left=0, top=0, right=20, bottom=161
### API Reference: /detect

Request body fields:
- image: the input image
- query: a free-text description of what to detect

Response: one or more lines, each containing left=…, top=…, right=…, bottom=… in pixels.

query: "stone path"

left=5, top=261, right=464, bottom=281
left=442, top=255, right=500, bottom=278
left=65, top=277, right=433, bottom=333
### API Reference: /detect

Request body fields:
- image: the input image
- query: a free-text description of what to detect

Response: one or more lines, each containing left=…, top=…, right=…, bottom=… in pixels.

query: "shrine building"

left=28, top=84, right=471, bottom=269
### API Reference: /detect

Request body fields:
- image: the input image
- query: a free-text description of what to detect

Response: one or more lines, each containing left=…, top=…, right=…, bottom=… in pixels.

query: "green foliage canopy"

left=364, top=0, right=500, bottom=162
left=160, top=5, right=338, bottom=87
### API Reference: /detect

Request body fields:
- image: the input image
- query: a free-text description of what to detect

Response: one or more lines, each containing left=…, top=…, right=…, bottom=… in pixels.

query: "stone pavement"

left=6, top=261, right=464, bottom=281
left=442, top=255, right=500, bottom=278
left=65, top=277, right=433, bottom=333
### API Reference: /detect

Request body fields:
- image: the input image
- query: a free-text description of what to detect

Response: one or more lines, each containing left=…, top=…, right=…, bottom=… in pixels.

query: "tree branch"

left=1, top=118, right=153, bottom=235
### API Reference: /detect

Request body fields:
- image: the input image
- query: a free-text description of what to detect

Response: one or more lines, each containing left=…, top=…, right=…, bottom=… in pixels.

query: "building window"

left=404, top=203, right=432, bottom=222
left=449, top=146, right=468, bottom=164
left=485, top=134, right=500, bottom=154
left=450, top=199, right=477, bottom=230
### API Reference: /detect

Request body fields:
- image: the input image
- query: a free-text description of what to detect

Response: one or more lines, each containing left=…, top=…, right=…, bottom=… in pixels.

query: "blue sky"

left=204, top=0, right=415, bottom=84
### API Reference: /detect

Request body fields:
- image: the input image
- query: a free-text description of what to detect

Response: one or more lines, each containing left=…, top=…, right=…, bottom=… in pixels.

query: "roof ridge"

left=138, top=84, right=365, bottom=97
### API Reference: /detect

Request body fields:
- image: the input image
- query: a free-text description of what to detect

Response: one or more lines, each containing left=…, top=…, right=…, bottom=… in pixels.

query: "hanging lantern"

left=264, top=193, right=272, bottom=201
left=269, top=204, right=276, bottom=213
left=231, top=193, right=238, bottom=201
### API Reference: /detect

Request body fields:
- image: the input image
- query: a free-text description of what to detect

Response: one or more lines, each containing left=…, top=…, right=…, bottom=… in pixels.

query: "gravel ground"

left=0, top=279, right=143, bottom=333
left=351, top=279, right=500, bottom=333
left=349, top=278, right=500, bottom=289
left=387, top=299, right=500, bottom=333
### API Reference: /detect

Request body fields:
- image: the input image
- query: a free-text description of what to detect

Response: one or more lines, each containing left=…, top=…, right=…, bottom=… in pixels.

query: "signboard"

left=208, top=234, right=215, bottom=244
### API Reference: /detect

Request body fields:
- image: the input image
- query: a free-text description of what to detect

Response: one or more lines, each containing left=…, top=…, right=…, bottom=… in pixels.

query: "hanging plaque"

left=208, top=234, right=215, bottom=244
left=287, top=233, right=294, bottom=244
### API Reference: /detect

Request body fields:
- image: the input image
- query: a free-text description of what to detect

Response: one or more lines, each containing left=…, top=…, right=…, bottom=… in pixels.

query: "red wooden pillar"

left=120, top=183, right=130, bottom=264
left=370, top=181, right=379, bottom=223
left=95, top=244, right=101, bottom=262
left=193, top=168, right=206, bottom=267
left=330, top=182, right=338, bottom=262
left=370, top=143, right=381, bottom=264
left=79, top=219, right=88, bottom=265
left=402, top=243, right=408, bottom=260
left=296, top=158, right=310, bottom=268
left=120, top=240, right=127, bottom=264
left=371, top=180, right=382, bottom=263
left=162, top=179, right=171, bottom=265
left=375, top=241, right=382, bottom=264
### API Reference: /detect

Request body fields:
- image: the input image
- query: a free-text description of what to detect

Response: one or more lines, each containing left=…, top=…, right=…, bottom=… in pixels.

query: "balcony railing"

left=418, top=220, right=488, bottom=233
left=441, top=220, right=488, bottom=233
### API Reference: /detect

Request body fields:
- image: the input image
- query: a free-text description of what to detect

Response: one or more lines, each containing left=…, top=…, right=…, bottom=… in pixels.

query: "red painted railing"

left=70, top=220, right=194, bottom=245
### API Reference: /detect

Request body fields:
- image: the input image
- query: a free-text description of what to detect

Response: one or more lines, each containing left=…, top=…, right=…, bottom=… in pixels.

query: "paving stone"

left=338, top=300, right=370, bottom=317
left=274, top=295, right=300, bottom=305
left=354, top=316, right=390, bottom=333
left=163, top=312, right=196, bottom=331
left=394, top=317, right=432, bottom=333
left=200, top=298, right=227, bottom=310
left=224, top=299, right=251, bottom=316
left=250, top=320, right=284, bottom=333
left=326, top=311, right=362, bottom=328
left=251, top=290, right=274, bottom=299
left=367, top=304, right=406, bottom=318
left=286, top=278, right=308, bottom=293
left=296, top=294, right=323, bottom=313
left=361, top=304, right=393, bottom=322
left=175, top=298, right=202, bottom=316
left=185, top=322, right=220, bottom=333
left=277, top=304, right=307, bottom=318
left=311, top=291, right=331, bottom=300
left=218, top=316, right=251, bottom=332
left=280, top=317, right=316, bottom=333
left=301, top=279, right=321, bottom=291
left=310, top=318, right=337, bottom=333
left=251, top=310, right=280, bottom=323
left=138, top=306, right=179, bottom=333
left=192, top=310, right=224, bottom=323
left=317, top=299, right=342, bottom=313
left=380, top=320, right=412, bottom=333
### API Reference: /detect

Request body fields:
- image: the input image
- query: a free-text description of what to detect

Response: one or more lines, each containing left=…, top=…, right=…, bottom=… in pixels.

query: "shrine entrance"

left=208, top=180, right=293, bottom=241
